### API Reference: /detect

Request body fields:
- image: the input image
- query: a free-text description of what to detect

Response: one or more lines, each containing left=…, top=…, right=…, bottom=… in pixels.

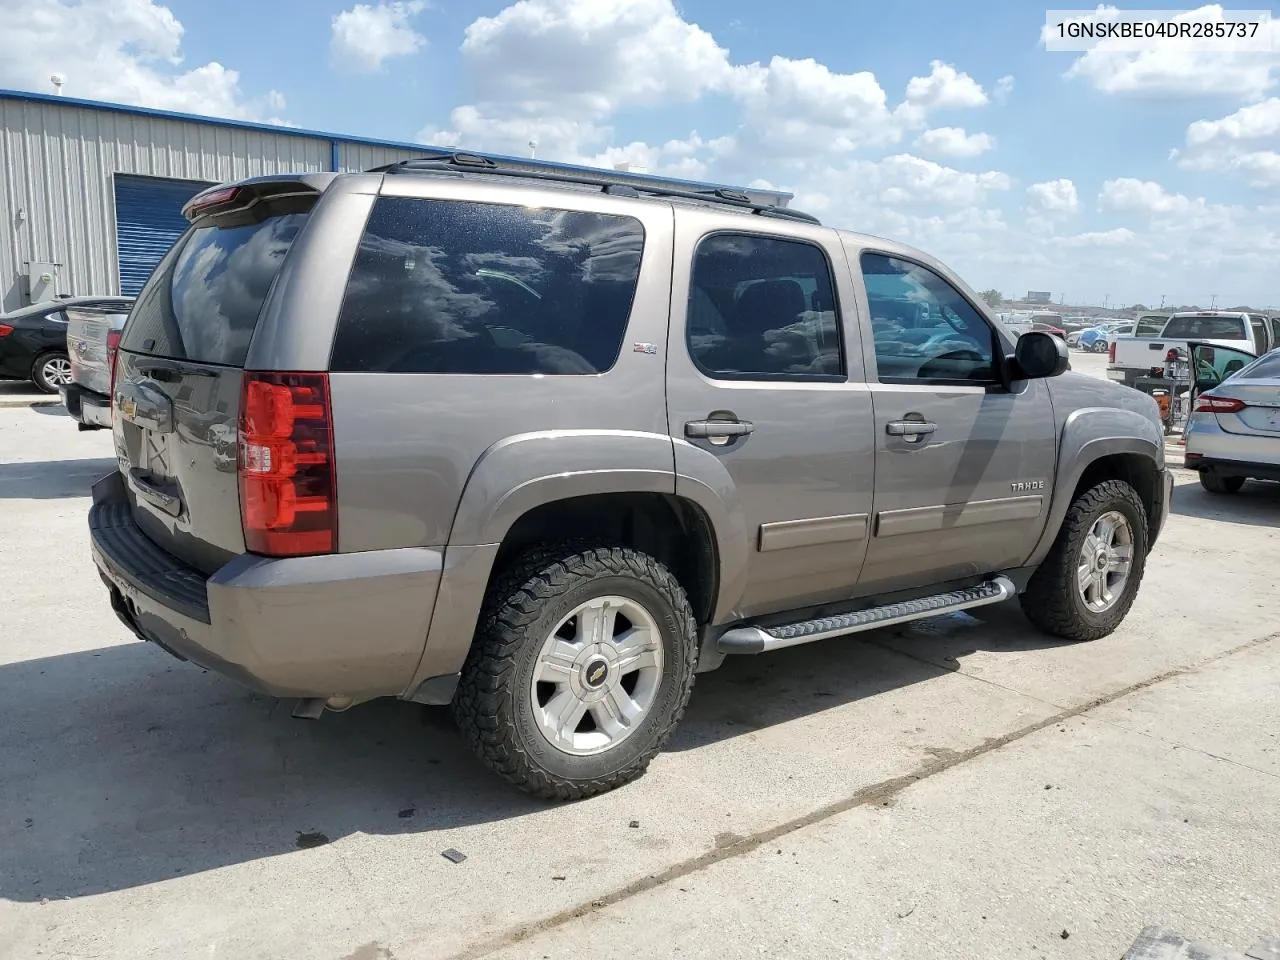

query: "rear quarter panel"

left=315, top=177, right=678, bottom=552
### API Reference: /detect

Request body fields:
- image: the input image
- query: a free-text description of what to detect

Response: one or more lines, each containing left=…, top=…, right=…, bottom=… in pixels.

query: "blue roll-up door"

left=113, top=174, right=213, bottom=296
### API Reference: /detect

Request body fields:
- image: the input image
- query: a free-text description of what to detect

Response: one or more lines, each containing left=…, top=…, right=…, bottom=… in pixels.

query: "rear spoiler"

left=182, top=173, right=337, bottom=222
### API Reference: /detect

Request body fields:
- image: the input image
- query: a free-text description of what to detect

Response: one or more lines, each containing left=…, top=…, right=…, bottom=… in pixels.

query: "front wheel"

left=1020, top=479, right=1148, bottom=642
left=1200, top=472, right=1245, bottom=494
left=452, top=544, right=698, bottom=801
left=31, top=352, right=72, bottom=394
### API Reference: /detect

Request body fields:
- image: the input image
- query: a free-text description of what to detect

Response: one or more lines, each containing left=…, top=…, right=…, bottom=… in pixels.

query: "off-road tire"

left=31, top=351, right=70, bottom=394
left=1199, top=472, right=1244, bottom=495
left=1019, top=479, right=1148, bottom=642
left=452, top=544, right=698, bottom=802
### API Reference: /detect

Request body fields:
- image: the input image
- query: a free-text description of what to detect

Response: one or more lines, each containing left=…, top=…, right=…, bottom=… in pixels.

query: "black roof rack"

left=365, top=151, right=820, bottom=225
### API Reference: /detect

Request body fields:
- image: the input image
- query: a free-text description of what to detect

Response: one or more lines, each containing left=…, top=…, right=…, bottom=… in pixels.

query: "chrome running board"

left=716, top=576, right=1017, bottom=654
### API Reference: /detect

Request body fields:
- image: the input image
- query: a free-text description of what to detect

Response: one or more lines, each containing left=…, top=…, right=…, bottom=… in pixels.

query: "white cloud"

left=331, top=2, right=427, bottom=73
left=462, top=0, right=735, bottom=115
left=1099, top=177, right=1199, bottom=215
left=1050, top=5, right=1280, bottom=99
left=1186, top=97, right=1280, bottom=145
left=914, top=126, right=994, bottom=158
left=1172, top=98, right=1280, bottom=186
left=994, top=75, right=1015, bottom=102
left=428, top=0, right=996, bottom=173
left=0, top=0, right=287, bottom=121
left=1056, top=227, right=1137, bottom=247
left=1027, top=178, right=1079, bottom=214
left=845, top=154, right=1012, bottom=207
left=903, top=60, right=989, bottom=111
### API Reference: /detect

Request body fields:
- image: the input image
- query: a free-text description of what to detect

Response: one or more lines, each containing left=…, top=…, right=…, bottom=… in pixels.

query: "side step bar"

left=716, top=576, right=1017, bottom=654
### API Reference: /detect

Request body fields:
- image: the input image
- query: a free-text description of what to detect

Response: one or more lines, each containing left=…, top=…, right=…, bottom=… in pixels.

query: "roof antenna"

left=50, top=74, right=65, bottom=95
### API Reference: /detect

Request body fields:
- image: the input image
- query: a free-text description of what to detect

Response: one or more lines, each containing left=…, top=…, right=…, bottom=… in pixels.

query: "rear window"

left=120, top=205, right=310, bottom=366
left=1160, top=315, right=1246, bottom=340
left=329, top=197, right=645, bottom=375
left=1240, top=352, right=1280, bottom=379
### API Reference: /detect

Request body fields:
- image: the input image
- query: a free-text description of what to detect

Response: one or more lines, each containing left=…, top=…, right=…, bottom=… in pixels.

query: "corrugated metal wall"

left=0, top=98, right=332, bottom=312
left=337, top=142, right=429, bottom=173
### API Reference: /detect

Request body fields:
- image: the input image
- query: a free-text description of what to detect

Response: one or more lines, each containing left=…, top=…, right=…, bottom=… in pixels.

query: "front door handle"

left=887, top=419, right=936, bottom=438
left=685, top=419, right=754, bottom=439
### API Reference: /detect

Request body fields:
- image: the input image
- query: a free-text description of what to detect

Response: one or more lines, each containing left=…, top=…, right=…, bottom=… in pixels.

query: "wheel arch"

left=404, top=431, right=747, bottom=702
left=1026, top=407, right=1166, bottom=568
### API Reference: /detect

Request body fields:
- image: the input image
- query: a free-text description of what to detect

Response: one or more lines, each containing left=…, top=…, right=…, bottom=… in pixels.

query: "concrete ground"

left=2, top=351, right=1278, bottom=960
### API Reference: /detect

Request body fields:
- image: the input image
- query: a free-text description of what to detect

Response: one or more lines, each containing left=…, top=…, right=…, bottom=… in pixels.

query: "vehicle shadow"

left=28, top=401, right=69, bottom=416
left=1170, top=476, right=1280, bottom=528
left=0, top=601, right=1060, bottom=903
left=673, top=600, right=1068, bottom=749
left=0, top=458, right=116, bottom=499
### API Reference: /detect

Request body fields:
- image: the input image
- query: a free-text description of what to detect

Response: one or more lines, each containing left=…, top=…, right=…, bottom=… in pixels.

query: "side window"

left=330, top=197, right=645, bottom=375
left=860, top=252, right=997, bottom=383
left=686, top=233, right=845, bottom=380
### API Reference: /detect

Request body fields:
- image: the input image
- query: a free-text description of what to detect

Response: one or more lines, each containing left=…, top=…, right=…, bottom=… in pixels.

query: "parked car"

left=88, top=157, right=1171, bottom=801
left=1108, top=311, right=1275, bottom=387
left=1184, top=345, right=1280, bottom=493
left=0, top=299, right=74, bottom=393
left=1076, top=324, right=1125, bottom=352
left=63, top=298, right=134, bottom=428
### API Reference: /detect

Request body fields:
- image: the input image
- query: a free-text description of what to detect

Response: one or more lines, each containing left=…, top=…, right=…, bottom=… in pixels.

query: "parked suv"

left=89, top=155, right=1172, bottom=801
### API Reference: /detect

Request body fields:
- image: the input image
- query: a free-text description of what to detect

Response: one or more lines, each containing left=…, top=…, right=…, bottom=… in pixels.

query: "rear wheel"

left=452, top=544, right=698, bottom=801
left=1199, top=472, right=1245, bottom=494
left=1020, top=479, right=1148, bottom=642
left=31, top=352, right=72, bottom=394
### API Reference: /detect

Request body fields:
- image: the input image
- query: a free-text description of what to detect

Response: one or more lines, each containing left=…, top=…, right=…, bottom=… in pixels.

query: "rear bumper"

left=89, top=472, right=443, bottom=701
left=1184, top=455, right=1280, bottom=484
left=61, top=383, right=112, bottom=429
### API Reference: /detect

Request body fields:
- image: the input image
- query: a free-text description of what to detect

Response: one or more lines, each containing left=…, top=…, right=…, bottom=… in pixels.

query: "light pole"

left=1210, top=294, right=1217, bottom=309
left=1159, top=294, right=1166, bottom=309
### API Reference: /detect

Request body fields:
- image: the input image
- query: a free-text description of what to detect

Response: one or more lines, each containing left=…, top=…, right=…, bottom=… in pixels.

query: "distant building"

left=1025, top=291, right=1053, bottom=304
left=0, top=89, right=792, bottom=313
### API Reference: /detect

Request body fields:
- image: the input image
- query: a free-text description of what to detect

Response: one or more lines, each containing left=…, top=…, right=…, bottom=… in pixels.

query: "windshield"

left=1161, top=315, right=1246, bottom=340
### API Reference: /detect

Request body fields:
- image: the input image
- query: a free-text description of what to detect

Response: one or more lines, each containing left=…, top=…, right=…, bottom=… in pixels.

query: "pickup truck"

left=1107, top=311, right=1279, bottom=387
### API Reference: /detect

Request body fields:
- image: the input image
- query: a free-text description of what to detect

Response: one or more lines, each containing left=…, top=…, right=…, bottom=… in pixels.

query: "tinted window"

left=861, top=252, right=997, bottom=382
left=1161, top=315, right=1246, bottom=339
left=686, top=234, right=843, bottom=380
left=121, top=207, right=309, bottom=366
left=1241, top=351, right=1280, bottom=379
left=330, top=198, right=644, bottom=375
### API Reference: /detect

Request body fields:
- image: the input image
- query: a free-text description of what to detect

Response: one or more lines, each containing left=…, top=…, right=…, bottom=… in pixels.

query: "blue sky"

left=2, top=0, right=1279, bottom=308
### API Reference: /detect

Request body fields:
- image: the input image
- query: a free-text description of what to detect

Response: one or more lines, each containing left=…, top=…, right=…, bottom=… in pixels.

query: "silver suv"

left=89, top=153, right=1172, bottom=800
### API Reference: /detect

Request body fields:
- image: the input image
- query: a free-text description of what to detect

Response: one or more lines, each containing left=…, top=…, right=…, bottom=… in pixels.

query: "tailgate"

left=66, top=308, right=126, bottom=395
left=1112, top=337, right=1171, bottom=368
left=112, top=180, right=316, bottom=574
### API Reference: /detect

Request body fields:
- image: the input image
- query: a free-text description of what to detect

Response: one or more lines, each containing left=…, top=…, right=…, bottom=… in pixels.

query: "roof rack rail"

left=365, top=151, right=820, bottom=225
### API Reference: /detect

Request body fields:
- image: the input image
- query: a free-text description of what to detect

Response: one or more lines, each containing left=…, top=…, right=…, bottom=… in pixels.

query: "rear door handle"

left=685, top=419, right=754, bottom=439
left=887, top=420, right=936, bottom=437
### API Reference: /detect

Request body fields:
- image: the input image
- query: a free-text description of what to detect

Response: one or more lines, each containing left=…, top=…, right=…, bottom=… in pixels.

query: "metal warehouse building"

left=0, top=89, right=791, bottom=314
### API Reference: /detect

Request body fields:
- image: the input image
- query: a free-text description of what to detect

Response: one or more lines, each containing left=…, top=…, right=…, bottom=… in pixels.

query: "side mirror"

left=1012, top=331, right=1069, bottom=379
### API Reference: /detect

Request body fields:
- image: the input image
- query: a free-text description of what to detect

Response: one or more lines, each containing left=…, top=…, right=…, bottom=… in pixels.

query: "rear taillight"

left=238, top=372, right=337, bottom=556
left=1108, top=339, right=1117, bottom=362
left=0, top=324, right=12, bottom=337
left=1193, top=394, right=1246, bottom=414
